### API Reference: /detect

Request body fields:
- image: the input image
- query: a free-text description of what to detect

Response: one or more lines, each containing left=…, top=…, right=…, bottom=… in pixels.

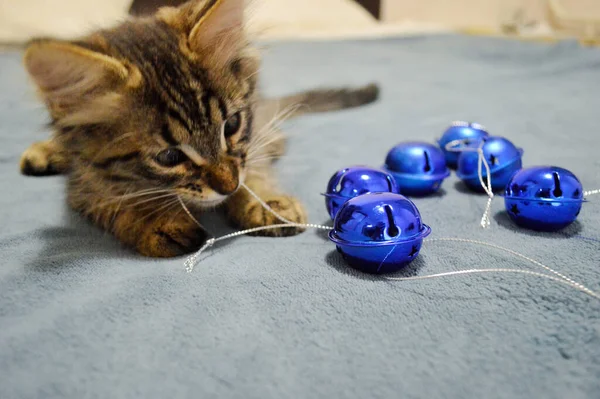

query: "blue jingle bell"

left=383, top=142, right=450, bottom=196
left=329, top=192, right=431, bottom=274
left=437, top=121, right=490, bottom=169
left=456, top=136, right=524, bottom=192
left=322, top=166, right=398, bottom=220
left=504, top=166, right=585, bottom=231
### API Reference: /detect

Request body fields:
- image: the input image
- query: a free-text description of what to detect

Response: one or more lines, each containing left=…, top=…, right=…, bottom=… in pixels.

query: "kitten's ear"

left=24, top=39, right=128, bottom=109
left=163, top=0, right=245, bottom=62
left=188, top=0, right=245, bottom=53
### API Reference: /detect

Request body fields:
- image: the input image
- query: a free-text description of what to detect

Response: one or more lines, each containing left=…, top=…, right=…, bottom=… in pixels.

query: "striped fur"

left=20, top=0, right=380, bottom=257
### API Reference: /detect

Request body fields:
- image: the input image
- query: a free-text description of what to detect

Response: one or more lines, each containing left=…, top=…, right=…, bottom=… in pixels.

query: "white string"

left=178, top=195, right=204, bottom=229
left=449, top=121, right=488, bottom=132
left=184, top=184, right=330, bottom=273
left=450, top=121, right=470, bottom=127
left=240, top=183, right=295, bottom=225
left=421, top=238, right=588, bottom=291
left=182, top=185, right=600, bottom=301
left=584, top=189, right=600, bottom=197
left=477, top=149, right=494, bottom=228
left=444, top=139, right=494, bottom=228
left=385, top=269, right=599, bottom=300
left=184, top=222, right=330, bottom=273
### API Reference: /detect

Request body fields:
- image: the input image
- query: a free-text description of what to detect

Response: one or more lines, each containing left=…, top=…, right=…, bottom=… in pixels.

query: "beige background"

left=0, top=0, right=599, bottom=43
left=0, top=0, right=133, bottom=42
left=382, top=0, right=550, bottom=26
left=382, top=0, right=600, bottom=38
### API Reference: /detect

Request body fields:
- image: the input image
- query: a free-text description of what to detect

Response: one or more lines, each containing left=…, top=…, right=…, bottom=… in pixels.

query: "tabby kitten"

left=20, top=0, right=379, bottom=257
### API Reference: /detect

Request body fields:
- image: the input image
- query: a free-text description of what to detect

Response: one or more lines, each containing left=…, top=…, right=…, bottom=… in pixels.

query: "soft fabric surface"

left=1, top=34, right=599, bottom=399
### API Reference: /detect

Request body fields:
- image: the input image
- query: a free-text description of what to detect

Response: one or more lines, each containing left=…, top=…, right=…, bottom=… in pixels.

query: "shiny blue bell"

left=456, top=136, right=524, bottom=192
left=322, top=166, right=398, bottom=220
left=329, top=192, right=431, bottom=274
left=383, top=142, right=450, bottom=196
left=437, top=121, right=490, bottom=169
left=504, top=166, right=585, bottom=231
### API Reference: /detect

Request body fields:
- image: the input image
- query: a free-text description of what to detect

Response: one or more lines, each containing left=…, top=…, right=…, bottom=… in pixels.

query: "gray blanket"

left=1, top=34, right=599, bottom=399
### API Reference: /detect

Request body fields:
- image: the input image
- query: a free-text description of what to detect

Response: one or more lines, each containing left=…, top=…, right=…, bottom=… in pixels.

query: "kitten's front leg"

left=92, top=201, right=209, bottom=258
left=224, top=174, right=307, bottom=236
left=135, top=211, right=209, bottom=257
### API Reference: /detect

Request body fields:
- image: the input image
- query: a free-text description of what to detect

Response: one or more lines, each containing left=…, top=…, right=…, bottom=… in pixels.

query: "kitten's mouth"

left=179, top=192, right=229, bottom=208
left=178, top=182, right=241, bottom=208
left=195, top=197, right=228, bottom=208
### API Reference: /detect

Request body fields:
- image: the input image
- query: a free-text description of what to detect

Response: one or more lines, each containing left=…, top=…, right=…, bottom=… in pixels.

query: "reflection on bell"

left=383, top=142, right=450, bottom=197
left=504, top=166, right=585, bottom=231
left=322, top=166, right=398, bottom=220
left=437, top=121, right=489, bottom=169
left=329, top=192, right=431, bottom=274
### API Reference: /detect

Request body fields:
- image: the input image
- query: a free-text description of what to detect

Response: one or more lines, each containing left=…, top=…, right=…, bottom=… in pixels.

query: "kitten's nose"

left=206, top=162, right=239, bottom=195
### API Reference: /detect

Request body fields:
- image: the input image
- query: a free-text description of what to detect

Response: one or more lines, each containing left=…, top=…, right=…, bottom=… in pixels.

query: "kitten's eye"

left=224, top=112, right=242, bottom=138
left=156, top=148, right=186, bottom=167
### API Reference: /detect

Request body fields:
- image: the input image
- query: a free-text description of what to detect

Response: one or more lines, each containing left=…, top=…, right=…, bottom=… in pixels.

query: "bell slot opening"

left=384, top=205, right=399, bottom=237
left=423, top=152, right=432, bottom=172
left=552, top=172, right=563, bottom=197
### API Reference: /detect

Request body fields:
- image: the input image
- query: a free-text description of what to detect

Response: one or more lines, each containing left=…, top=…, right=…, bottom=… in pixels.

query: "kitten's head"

left=24, top=0, right=259, bottom=207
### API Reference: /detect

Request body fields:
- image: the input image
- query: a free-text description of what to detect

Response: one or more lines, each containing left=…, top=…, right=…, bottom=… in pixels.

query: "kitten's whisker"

left=251, top=106, right=300, bottom=141
left=245, top=156, right=283, bottom=165
left=245, top=170, right=270, bottom=180
left=248, top=129, right=280, bottom=151
left=247, top=132, right=285, bottom=157
left=154, top=201, right=183, bottom=224
left=97, top=187, right=171, bottom=199
left=247, top=103, right=303, bottom=155
left=133, top=198, right=181, bottom=227
left=253, top=124, right=280, bottom=142
left=247, top=151, right=290, bottom=161
left=251, top=116, right=284, bottom=136
left=127, top=193, right=178, bottom=208
left=246, top=166, right=269, bottom=174
left=256, top=112, right=284, bottom=136
left=245, top=67, right=262, bottom=81
left=96, top=189, right=175, bottom=207
left=262, top=103, right=304, bottom=131
left=246, top=169, right=268, bottom=175
left=247, top=143, right=280, bottom=159
left=110, top=186, right=133, bottom=227
left=92, top=189, right=174, bottom=210
left=253, top=120, right=285, bottom=142
left=119, top=188, right=175, bottom=196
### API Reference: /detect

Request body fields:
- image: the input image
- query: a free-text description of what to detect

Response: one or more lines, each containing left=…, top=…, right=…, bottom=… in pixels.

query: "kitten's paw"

left=242, top=195, right=307, bottom=237
left=137, top=216, right=208, bottom=258
left=20, top=141, right=67, bottom=176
